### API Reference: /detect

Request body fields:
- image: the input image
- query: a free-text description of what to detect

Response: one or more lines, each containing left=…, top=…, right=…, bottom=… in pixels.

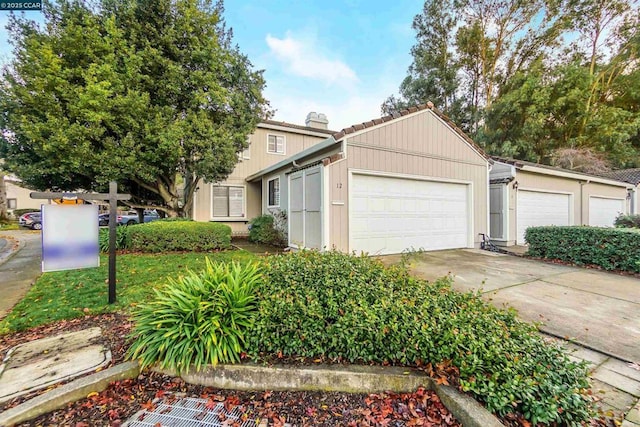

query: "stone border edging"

left=153, top=363, right=503, bottom=427
left=0, top=361, right=140, bottom=427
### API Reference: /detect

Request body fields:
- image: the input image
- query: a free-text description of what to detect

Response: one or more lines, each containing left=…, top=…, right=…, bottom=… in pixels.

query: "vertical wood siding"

left=328, top=110, right=489, bottom=252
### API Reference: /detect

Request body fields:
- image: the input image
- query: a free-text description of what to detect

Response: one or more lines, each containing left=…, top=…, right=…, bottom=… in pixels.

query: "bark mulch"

left=0, top=314, right=616, bottom=427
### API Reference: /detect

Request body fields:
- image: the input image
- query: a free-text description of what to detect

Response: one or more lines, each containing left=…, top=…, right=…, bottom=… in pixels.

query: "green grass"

left=0, top=250, right=257, bottom=334
left=0, top=222, right=20, bottom=230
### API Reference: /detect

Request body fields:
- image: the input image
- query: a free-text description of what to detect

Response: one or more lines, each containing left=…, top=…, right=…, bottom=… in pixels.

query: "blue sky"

left=0, top=1, right=422, bottom=130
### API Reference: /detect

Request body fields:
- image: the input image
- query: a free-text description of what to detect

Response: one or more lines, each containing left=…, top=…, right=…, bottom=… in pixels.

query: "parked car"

left=98, top=213, right=110, bottom=226
left=19, top=211, right=42, bottom=230
left=117, top=210, right=160, bottom=226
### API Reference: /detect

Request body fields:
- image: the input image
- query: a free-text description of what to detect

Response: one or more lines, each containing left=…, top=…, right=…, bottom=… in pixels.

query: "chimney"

left=305, top=112, right=329, bottom=130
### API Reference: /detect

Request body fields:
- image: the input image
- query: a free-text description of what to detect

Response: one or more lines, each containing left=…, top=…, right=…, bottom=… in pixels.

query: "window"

left=212, top=186, right=245, bottom=219
left=241, top=144, right=251, bottom=160
left=7, top=199, right=16, bottom=209
left=267, top=134, right=285, bottom=154
left=268, top=177, right=280, bottom=207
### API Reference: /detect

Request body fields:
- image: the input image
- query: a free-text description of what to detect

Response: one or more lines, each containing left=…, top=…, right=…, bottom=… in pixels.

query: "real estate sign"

left=41, top=204, right=99, bottom=272
left=0, top=0, right=41, bottom=10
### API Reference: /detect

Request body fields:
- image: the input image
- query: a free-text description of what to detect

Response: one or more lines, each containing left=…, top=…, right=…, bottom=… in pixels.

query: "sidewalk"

left=0, top=230, right=42, bottom=319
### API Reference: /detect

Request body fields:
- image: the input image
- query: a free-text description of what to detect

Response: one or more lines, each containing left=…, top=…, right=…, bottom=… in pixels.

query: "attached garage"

left=350, top=174, right=471, bottom=254
left=248, top=103, right=490, bottom=255
left=516, top=190, right=571, bottom=244
left=588, top=196, right=625, bottom=227
left=490, top=158, right=632, bottom=246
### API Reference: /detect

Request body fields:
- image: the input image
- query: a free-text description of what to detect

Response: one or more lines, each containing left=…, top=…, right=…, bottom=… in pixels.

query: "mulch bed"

left=0, top=314, right=616, bottom=427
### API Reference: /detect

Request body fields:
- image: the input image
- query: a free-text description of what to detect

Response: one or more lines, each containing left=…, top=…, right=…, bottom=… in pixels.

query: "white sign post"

left=41, top=204, right=99, bottom=272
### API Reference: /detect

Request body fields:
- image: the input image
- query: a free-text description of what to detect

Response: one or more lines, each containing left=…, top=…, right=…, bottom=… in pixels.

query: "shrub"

left=127, top=221, right=231, bottom=252
left=248, top=214, right=286, bottom=247
left=525, top=226, right=640, bottom=273
left=614, top=213, right=640, bottom=228
left=247, top=251, right=592, bottom=425
left=155, top=217, right=194, bottom=222
left=127, top=259, right=262, bottom=373
left=98, top=226, right=130, bottom=252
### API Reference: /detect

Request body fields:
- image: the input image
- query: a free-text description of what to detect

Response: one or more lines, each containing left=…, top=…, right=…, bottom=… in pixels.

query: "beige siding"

left=6, top=181, right=41, bottom=212
left=194, top=126, right=328, bottom=232
left=504, top=170, right=630, bottom=245
left=328, top=110, right=489, bottom=252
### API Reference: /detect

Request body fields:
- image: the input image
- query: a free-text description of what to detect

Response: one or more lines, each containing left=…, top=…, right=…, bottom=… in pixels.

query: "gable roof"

left=259, top=119, right=336, bottom=136
left=331, top=102, right=490, bottom=160
left=492, top=156, right=632, bottom=187
left=599, top=168, right=640, bottom=185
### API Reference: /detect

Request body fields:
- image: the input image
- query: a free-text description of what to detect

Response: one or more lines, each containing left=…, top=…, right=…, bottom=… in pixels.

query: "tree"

left=0, top=0, right=270, bottom=217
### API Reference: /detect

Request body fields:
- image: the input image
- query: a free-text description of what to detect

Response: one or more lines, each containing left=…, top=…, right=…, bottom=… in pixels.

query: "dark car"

left=98, top=213, right=110, bottom=226
left=19, top=211, right=42, bottom=230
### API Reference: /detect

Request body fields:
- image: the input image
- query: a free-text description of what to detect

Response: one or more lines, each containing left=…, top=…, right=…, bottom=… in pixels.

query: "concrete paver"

left=0, top=327, right=111, bottom=403
left=0, top=230, right=42, bottom=319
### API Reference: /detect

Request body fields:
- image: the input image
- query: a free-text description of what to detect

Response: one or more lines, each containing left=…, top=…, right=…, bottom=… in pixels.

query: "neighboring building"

left=192, top=113, right=334, bottom=235
left=599, top=168, right=640, bottom=215
left=5, top=176, right=41, bottom=215
left=490, top=157, right=633, bottom=246
left=194, top=103, right=491, bottom=255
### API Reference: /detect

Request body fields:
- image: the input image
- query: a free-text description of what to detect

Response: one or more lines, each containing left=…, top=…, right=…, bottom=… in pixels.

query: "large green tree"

left=0, top=0, right=270, bottom=216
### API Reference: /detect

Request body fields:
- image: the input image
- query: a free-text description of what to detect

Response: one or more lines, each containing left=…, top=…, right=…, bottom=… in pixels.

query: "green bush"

left=614, top=213, right=640, bottom=228
left=155, top=217, right=194, bottom=222
left=98, top=226, right=130, bottom=252
left=525, top=226, right=640, bottom=272
left=127, top=221, right=231, bottom=252
left=127, top=259, right=262, bottom=373
left=248, top=214, right=286, bottom=247
left=247, top=251, right=592, bottom=425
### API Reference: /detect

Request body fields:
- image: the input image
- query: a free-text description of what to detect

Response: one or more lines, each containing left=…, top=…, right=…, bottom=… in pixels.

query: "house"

left=193, top=103, right=490, bottom=255
left=598, top=168, right=640, bottom=215
left=192, top=113, right=335, bottom=235
left=489, top=157, right=633, bottom=246
left=4, top=176, right=41, bottom=215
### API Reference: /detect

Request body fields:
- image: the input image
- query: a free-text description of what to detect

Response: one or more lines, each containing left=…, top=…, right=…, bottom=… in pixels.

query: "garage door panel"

left=589, top=197, right=624, bottom=227
left=517, top=190, right=571, bottom=244
left=351, top=175, right=470, bottom=255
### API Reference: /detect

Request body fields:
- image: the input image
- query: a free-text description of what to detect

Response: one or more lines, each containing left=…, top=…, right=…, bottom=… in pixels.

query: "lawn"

left=0, top=250, right=257, bottom=334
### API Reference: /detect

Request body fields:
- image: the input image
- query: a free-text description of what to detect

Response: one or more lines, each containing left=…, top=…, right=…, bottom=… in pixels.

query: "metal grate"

left=124, top=396, right=257, bottom=427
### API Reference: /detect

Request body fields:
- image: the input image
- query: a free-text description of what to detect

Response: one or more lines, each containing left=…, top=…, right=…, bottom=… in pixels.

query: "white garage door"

left=589, top=197, right=624, bottom=227
left=351, top=174, right=470, bottom=255
left=517, top=190, right=571, bottom=244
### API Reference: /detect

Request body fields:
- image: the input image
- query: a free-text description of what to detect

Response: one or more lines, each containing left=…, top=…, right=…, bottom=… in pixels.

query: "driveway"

left=0, top=230, right=42, bottom=319
left=381, top=249, right=640, bottom=363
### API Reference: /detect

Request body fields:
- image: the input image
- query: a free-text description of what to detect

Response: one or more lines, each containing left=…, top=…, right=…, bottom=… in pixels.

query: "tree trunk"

left=0, top=174, right=8, bottom=221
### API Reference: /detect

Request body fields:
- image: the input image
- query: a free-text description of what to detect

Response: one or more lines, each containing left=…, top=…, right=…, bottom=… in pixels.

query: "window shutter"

left=229, top=187, right=244, bottom=217
left=212, top=187, right=229, bottom=217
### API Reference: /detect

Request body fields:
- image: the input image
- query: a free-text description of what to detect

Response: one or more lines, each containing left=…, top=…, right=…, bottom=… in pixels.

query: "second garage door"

left=350, top=174, right=470, bottom=255
left=589, top=197, right=625, bottom=227
left=517, top=190, right=571, bottom=244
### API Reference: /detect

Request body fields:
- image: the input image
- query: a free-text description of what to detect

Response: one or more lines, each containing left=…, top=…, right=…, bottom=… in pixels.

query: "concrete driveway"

left=381, top=250, right=640, bottom=363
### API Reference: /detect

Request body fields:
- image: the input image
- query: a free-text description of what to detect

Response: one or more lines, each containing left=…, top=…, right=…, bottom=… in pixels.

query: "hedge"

left=245, top=251, right=592, bottom=425
left=525, top=226, right=640, bottom=273
left=615, top=213, right=640, bottom=229
left=127, top=221, right=231, bottom=252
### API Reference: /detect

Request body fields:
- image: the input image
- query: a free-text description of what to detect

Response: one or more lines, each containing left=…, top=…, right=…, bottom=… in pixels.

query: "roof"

left=260, top=119, right=336, bottom=136
left=599, top=168, right=640, bottom=185
left=331, top=102, right=490, bottom=160
left=246, top=136, right=338, bottom=182
left=492, top=156, right=632, bottom=187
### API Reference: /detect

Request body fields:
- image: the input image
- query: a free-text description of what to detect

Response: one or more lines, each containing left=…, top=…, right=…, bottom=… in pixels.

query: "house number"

left=336, top=183, right=342, bottom=188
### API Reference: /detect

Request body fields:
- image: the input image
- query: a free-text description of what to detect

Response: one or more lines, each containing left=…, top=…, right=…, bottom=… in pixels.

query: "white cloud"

left=265, top=32, right=358, bottom=87
left=266, top=89, right=391, bottom=131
